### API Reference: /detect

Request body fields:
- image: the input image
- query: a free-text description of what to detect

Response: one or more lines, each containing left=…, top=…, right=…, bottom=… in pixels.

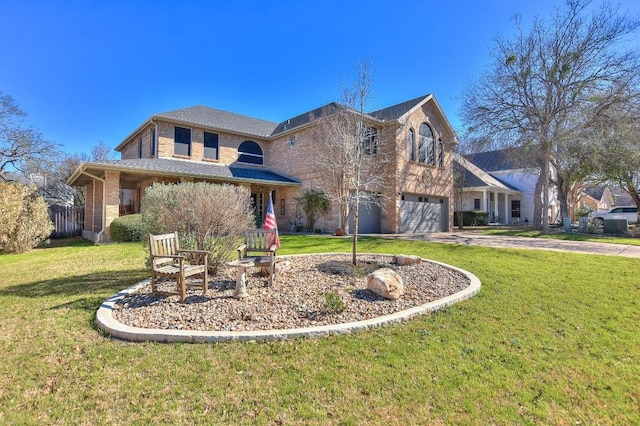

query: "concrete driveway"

left=380, top=230, right=640, bottom=258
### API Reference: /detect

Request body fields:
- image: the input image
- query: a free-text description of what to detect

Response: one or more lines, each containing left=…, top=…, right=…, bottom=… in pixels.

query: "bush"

left=454, top=210, right=489, bottom=226
left=110, top=214, right=144, bottom=242
left=295, top=188, right=329, bottom=232
left=141, top=182, right=255, bottom=273
left=0, top=182, right=54, bottom=253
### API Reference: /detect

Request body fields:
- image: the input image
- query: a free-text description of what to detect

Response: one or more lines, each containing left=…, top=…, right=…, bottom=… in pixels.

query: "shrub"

left=110, top=214, right=144, bottom=242
left=141, top=182, right=255, bottom=273
left=454, top=210, right=489, bottom=226
left=295, top=188, right=329, bottom=232
left=0, top=182, right=54, bottom=253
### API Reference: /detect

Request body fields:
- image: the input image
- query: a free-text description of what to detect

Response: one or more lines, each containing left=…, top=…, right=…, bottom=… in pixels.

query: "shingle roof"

left=369, top=94, right=430, bottom=121
left=464, top=147, right=537, bottom=172
left=583, top=185, right=606, bottom=200
left=155, top=105, right=279, bottom=138
left=71, top=158, right=300, bottom=185
left=271, top=103, right=344, bottom=135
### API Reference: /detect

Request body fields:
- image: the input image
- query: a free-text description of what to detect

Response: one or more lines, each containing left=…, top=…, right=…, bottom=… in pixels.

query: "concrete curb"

left=96, top=254, right=481, bottom=343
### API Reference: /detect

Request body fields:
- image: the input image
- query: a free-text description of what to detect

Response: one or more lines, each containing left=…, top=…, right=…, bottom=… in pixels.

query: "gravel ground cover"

left=112, top=254, right=470, bottom=332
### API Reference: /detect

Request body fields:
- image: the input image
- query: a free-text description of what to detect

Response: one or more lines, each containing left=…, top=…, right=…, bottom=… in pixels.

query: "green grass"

left=1, top=235, right=639, bottom=424
left=483, top=227, right=640, bottom=246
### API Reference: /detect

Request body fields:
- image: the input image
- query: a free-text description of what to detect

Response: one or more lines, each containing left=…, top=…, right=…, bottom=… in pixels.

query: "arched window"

left=238, top=140, right=264, bottom=165
left=408, top=128, right=415, bottom=161
left=418, top=123, right=434, bottom=165
left=438, top=138, right=444, bottom=167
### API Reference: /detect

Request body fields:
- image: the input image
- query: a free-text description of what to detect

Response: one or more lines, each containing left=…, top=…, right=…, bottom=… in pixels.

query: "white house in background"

left=454, top=148, right=559, bottom=225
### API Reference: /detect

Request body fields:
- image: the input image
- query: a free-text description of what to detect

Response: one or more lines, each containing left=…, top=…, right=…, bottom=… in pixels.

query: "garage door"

left=349, top=201, right=381, bottom=234
left=400, top=196, right=446, bottom=233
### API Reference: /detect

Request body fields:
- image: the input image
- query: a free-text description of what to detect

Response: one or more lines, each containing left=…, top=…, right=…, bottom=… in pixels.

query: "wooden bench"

left=236, top=228, right=278, bottom=286
left=149, top=232, right=209, bottom=301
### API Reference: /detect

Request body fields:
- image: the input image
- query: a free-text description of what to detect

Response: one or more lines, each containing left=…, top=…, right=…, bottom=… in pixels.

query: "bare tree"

left=461, top=0, right=640, bottom=232
left=91, top=140, right=115, bottom=161
left=0, top=92, right=59, bottom=180
left=311, top=62, right=395, bottom=264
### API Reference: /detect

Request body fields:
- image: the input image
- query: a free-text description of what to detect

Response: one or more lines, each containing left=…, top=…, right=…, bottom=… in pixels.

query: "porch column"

left=482, top=189, right=487, bottom=212
left=504, top=194, right=510, bottom=225
left=104, top=170, right=121, bottom=240
left=493, top=192, right=498, bottom=222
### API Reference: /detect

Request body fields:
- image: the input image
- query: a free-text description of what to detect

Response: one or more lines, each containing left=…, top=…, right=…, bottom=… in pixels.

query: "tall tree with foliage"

left=461, top=0, right=640, bottom=232
left=0, top=92, right=59, bottom=180
left=312, top=62, right=394, bottom=264
left=594, top=97, right=640, bottom=222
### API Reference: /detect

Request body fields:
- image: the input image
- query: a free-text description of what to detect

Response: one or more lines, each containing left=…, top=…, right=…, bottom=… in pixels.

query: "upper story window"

left=204, top=132, right=219, bottom=160
left=408, top=128, right=415, bottom=161
left=362, top=126, right=378, bottom=156
left=138, top=137, right=143, bottom=158
left=150, top=127, right=156, bottom=157
left=238, top=140, right=263, bottom=165
left=174, top=126, right=191, bottom=157
left=418, top=123, right=435, bottom=165
left=438, top=139, right=444, bottom=167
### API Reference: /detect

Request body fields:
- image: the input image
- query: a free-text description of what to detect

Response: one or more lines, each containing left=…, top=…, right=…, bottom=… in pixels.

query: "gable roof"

left=453, top=153, right=520, bottom=191
left=583, top=185, right=606, bottom=201
left=369, top=94, right=431, bottom=121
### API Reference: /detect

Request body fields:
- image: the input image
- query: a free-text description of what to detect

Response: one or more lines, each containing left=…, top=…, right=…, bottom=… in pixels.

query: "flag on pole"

left=264, top=192, right=280, bottom=248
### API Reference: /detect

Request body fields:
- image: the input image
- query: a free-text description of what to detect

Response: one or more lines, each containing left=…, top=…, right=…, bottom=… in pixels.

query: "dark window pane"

left=204, top=132, right=219, bottom=160
left=408, top=128, right=415, bottom=161
left=150, top=128, right=156, bottom=157
left=238, top=140, right=263, bottom=165
left=174, top=127, right=191, bottom=156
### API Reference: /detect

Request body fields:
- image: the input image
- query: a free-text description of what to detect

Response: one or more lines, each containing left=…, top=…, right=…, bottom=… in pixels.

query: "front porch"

left=67, top=158, right=301, bottom=242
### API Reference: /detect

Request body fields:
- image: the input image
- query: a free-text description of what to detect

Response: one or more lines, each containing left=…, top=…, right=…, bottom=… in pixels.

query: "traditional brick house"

left=68, top=94, right=457, bottom=242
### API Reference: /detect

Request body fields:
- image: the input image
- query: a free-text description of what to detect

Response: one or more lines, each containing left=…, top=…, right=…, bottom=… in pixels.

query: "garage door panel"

left=400, top=200, right=442, bottom=233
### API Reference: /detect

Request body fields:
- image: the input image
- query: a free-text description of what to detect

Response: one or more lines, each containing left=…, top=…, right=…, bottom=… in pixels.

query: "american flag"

left=264, top=193, right=280, bottom=248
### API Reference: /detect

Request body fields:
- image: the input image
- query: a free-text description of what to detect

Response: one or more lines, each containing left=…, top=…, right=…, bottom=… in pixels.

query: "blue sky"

left=2, top=0, right=639, bottom=156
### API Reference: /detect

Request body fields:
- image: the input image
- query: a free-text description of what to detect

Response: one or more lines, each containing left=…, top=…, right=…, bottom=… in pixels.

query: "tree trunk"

left=351, top=202, right=359, bottom=265
left=556, top=174, right=570, bottom=222
left=533, top=177, right=543, bottom=230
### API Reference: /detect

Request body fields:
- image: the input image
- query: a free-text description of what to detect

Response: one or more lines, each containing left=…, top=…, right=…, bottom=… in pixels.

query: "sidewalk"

left=383, top=231, right=640, bottom=258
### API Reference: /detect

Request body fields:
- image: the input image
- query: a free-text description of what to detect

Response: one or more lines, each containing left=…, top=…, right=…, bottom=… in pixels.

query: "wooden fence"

left=49, top=205, right=84, bottom=238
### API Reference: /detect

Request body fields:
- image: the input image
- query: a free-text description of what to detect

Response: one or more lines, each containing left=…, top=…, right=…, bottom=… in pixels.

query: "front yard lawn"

left=0, top=235, right=638, bottom=424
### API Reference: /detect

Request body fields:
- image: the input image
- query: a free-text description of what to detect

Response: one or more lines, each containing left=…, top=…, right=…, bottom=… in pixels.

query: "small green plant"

left=110, top=214, right=145, bottom=242
left=314, top=228, right=322, bottom=234
left=324, top=292, right=346, bottom=313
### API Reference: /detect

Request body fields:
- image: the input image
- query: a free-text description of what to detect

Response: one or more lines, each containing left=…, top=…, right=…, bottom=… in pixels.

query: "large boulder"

left=367, top=268, right=404, bottom=300
left=394, top=254, right=421, bottom=266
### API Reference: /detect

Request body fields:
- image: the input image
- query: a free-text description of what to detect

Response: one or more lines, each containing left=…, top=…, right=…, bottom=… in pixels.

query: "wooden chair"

left=236, top=228, right=278, bottom=286
left=149, top=232, right=209, bottom=301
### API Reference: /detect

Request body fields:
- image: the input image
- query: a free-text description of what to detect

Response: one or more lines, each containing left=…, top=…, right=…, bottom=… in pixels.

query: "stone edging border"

left=96, top=253, right=481, bottom=343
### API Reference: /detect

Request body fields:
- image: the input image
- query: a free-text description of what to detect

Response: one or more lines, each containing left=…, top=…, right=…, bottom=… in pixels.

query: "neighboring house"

left=454, top=147, right=559, bottom=225
left=68, top=94, right=458, bottom=242
left=574, top=185, right=615, bottom=216
left=1, top=172, right=74, bottom=206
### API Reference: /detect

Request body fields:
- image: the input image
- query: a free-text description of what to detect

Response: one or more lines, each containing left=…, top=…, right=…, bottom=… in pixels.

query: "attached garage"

left=400, top=194, right=448, bottom=233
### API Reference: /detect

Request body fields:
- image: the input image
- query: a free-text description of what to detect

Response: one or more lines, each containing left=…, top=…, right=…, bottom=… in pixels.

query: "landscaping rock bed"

left=112, top=254, right=470, bottom=332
